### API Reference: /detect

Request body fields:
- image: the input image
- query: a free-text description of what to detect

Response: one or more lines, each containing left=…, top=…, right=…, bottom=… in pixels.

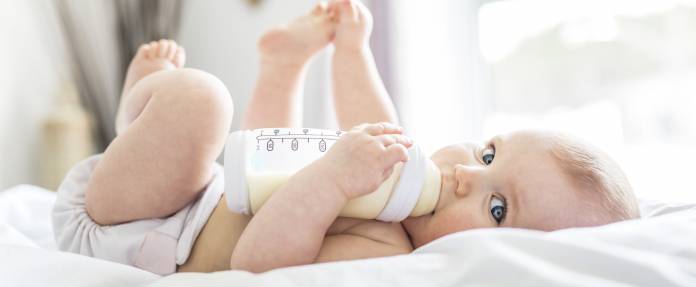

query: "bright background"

left=475, top=0, right=696, bottom=202
left=390, top=0, right=696, bottom=203
left=1, top=0, right=695, bottom=202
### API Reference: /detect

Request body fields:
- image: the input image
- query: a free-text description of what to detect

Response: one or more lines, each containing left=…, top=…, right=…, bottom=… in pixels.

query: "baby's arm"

left=229, top=161, right=346, bottom=272
left=229, top=123, right=411, bottom=272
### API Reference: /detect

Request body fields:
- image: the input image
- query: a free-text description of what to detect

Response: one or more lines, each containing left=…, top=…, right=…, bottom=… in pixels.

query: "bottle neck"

left=409, top=158, right=441, bottom=217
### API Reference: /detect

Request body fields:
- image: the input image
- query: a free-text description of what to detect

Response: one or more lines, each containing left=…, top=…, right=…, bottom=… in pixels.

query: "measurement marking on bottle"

left=255, top=129, right=342, bottom=152
left=256, top=134, right=340, bottom=141
left=291, top=139, right=299, bottom=151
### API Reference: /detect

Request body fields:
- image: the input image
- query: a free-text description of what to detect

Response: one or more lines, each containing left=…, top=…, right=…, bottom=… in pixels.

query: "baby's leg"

left=85, top=40, right=233, bottom=226
left=330, top=0, right=398, bottom=130
left=242, top=3, right=334, bottom=129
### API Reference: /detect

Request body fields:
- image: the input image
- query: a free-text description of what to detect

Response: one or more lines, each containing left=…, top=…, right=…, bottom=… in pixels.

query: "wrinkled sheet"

left=1, top=185, right=695, bottom=287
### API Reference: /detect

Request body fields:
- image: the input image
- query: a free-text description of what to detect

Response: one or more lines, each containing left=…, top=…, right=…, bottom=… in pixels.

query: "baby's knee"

left=147, top=69, right=234, bottom=135
left=164, top=68, right=234, bottom=114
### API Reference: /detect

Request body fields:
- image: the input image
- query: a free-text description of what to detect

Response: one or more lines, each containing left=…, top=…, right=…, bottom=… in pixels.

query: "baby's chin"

left=401, top=213, right=434, bottom=247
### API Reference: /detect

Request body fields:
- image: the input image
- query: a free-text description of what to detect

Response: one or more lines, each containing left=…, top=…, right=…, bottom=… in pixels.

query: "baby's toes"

left=353, top=1, right=372, bottom=23
left=165, top=40, right=178, bottom=60
left=136, top=43, right=152, bottom=60
left=173, top=46, right=186, bottom=68
left=157, top=39, right=172, bottom=58
left=146, top=41, right=159, bottom=58
left=334, top=0, right=358, bottom=23
left=312, top=1, right=328, bottom=16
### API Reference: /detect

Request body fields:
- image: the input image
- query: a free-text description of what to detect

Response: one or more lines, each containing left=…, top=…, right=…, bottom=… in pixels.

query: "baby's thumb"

left=382, top=144, right=409, bottom=169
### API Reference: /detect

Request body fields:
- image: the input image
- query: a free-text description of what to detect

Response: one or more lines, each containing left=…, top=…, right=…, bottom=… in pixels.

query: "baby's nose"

left=453, top=164, right=483, bottom=197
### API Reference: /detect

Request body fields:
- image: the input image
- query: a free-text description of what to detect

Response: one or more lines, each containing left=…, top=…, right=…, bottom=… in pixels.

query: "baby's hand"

left=318, top=122, right=412, bottom=200
left=329, top=0, right=373, bottom=51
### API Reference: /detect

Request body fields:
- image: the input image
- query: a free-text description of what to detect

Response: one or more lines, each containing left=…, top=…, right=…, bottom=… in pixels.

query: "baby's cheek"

left=432, top=209, right=485, bottom=238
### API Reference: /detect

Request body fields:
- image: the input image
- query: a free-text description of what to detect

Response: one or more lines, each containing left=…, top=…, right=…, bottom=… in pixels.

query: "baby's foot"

left=116, top=39, right=185, bottom=134
left=329, top=0, right=373, bottom=51
left=121, top=39, right=185, bottom=99
left=258, top=3, right=335, bottom=66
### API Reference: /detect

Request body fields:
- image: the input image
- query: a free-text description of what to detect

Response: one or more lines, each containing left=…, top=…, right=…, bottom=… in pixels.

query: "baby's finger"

left=381, top=144, right=409, bottom=168
left=362, top=122, right=403, bottom=136
left=350, top=123, right=370, bottom=132
left=376, top=134, right=413, bottom=148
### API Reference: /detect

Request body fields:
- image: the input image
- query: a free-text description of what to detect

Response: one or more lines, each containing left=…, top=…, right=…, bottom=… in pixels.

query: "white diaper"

left=51, top=155, right=224, bottom=275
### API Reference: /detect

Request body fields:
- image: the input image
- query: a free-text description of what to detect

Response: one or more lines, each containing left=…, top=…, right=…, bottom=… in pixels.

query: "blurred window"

left=478, top=0, right=696, bottom=201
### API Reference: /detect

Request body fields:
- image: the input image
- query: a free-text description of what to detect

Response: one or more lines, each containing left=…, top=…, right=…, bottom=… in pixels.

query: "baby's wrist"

left=303, top=160, right=351, bottom=203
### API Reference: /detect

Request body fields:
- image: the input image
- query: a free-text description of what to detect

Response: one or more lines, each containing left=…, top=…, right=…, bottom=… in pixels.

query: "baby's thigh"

left=86, top=69, right=234, bottom=225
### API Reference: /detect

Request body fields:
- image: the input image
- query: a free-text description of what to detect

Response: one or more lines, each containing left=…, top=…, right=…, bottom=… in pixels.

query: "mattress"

left=1, top=185, right=695, bottom=287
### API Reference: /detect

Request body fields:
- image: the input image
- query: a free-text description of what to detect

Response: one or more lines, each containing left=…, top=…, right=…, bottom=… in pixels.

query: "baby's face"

left=403, top=131, right=591, bottom=247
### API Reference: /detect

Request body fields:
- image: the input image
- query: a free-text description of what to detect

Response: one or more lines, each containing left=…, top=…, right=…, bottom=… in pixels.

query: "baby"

left=52, top=0, right=640, bottom=275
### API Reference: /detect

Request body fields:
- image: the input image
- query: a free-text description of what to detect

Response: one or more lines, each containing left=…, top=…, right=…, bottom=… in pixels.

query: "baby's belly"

left=177, top=195, right=413, bottom=272
left=177, top=195, right=251, bottom=272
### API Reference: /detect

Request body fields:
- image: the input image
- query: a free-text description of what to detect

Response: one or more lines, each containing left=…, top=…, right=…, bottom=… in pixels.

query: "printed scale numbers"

left=256, top=129, right=342, bottom=152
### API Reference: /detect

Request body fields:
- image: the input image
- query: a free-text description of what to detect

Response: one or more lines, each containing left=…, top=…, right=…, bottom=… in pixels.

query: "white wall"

left=178, top=0, right=338, bottom=131
left=0, top=0, right=68, bottom=190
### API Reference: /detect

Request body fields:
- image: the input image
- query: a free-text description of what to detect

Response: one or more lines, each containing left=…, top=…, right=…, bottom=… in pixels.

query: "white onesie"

left=51, top=155, right=224, bottom=275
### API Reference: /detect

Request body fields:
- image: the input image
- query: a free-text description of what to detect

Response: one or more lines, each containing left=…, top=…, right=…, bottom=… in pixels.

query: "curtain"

left=55, top=0, right=183, bottom=151
left=115, top=0, right=184, bottom=78
left=367, top=0, right=395, bottom=105
left=0, top=0, right=71, bottom=189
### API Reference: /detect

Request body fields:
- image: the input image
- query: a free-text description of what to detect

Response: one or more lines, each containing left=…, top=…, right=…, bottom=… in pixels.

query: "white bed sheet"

left=1, top=185, right=695, bottom=287
left=0, top=185, right=56, bottom=249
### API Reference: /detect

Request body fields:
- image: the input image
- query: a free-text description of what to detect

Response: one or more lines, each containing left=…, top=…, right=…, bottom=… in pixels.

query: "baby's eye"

left=482, top=147, right=495, bottom=165
left=490, top=196, right=506, bottom=225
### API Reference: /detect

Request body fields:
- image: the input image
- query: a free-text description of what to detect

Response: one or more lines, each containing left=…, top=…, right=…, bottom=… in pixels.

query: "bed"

left=1, top=184, right=695, bottom=286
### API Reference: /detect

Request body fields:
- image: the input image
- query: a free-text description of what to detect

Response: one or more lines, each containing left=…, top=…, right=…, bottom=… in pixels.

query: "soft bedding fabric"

left=0, top=185, right=56, bottom=249
left=1, top=185, right=695, bottom=287
left=151, top=210, right=696, bottom=287
left=0, top=244, right=159, bottom=286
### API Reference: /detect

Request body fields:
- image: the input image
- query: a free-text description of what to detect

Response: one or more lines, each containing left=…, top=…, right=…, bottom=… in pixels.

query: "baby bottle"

left=224, top=128, right=441, bottom=222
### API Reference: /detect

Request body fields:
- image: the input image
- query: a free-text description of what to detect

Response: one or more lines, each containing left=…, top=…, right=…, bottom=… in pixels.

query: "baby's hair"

left=548, top=134, right=640, bottom=224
